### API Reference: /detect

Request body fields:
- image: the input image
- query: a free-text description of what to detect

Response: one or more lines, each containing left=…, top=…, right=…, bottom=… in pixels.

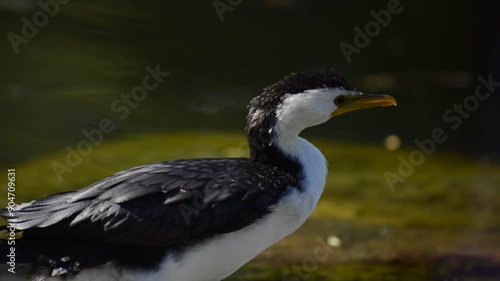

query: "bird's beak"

left=332, top=93, right=397, bottom=117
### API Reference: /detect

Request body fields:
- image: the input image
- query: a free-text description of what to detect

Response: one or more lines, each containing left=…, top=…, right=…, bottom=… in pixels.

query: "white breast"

left=142, top=190, right=312, bottom=281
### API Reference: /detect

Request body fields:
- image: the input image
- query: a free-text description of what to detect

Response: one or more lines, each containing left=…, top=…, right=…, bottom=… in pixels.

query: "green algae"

left=1, top=131, right=498, bottom=280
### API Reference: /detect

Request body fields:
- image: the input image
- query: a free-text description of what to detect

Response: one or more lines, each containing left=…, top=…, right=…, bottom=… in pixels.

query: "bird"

left=0, top=69, right=396, bottom=281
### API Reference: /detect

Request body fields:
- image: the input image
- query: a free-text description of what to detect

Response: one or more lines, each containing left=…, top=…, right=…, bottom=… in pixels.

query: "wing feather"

left=2, top=158, right=297, bottom=248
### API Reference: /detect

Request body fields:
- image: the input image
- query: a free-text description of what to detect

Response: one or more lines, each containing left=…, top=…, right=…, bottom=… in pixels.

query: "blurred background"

left=0, top=0, right=499, bottom=280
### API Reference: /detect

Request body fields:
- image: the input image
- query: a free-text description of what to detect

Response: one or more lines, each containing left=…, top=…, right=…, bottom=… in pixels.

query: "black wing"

left=0, top=158, right=297, bottom=273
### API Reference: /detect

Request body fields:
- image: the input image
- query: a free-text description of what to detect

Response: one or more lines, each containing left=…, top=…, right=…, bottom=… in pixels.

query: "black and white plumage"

left=0, top=70, right=396, bottom=281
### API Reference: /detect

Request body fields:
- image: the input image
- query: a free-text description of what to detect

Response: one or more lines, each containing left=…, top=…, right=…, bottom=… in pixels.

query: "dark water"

left=1, top=0, right=498, bottom=167
left=0, top=1, right=499, bottom=280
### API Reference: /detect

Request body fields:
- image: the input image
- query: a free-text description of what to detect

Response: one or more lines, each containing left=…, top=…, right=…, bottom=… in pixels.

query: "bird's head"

left=246, top=69, right=396, bottom=141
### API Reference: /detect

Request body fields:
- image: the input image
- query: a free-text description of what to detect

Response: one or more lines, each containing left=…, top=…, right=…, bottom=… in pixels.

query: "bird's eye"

left=334, top=95, right=346, bottom=106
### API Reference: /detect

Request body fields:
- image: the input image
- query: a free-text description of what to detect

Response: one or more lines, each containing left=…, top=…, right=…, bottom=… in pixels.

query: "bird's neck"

left=248, top=127, right=328, bottom=192
left=251, top=141, right=302, bottom=178
left=275, top=133, right=328, bottom=214
left=247, top=122, right=300, bottom=176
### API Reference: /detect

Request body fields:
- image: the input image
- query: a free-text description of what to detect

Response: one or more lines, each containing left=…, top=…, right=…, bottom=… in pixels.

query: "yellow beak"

left=332, top=93, right=397, bottom=117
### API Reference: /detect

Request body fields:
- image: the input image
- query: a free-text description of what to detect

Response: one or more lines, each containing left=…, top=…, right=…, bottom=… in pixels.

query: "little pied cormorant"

left=0, top=70, right=396, bottom=281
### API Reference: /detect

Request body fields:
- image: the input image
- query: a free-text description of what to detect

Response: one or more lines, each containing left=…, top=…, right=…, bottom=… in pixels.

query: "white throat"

left=272, top=89, right=331, bottom=209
